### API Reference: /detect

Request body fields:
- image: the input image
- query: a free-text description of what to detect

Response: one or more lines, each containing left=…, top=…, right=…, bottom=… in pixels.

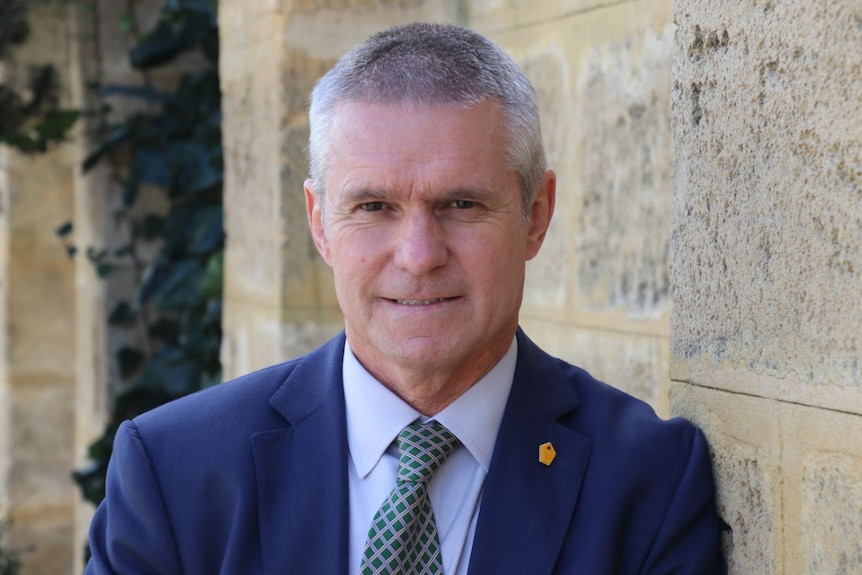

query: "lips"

left=393, top=297, right=450, bottom=306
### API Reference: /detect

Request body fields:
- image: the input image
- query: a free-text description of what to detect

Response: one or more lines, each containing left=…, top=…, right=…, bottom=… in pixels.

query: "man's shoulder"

left=521, top=333, right=702, bottom=458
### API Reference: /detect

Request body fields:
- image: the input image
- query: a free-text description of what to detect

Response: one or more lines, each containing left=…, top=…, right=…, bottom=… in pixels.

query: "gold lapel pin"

left=539, top=442, right=556, bottom=466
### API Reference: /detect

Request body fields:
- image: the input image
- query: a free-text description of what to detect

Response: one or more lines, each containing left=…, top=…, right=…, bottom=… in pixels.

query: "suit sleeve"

left=85, top=420, right=184, bottom=575
left=639, top=426, right=727, bottom=575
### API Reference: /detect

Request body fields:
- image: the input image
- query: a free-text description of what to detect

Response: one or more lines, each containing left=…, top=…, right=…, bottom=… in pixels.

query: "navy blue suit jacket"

left=86, top=330, right=725, bottom=574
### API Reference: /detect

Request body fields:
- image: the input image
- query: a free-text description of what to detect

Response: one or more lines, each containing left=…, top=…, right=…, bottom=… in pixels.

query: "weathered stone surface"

left=520, top=49, right=571, bottom=309
left=577, top=25, right=674, bottom=317
left=7, top=263, right=74, bottom=376
left=8, top=384, right=76, bottom=508
left=671, top=0, right=862, bottom=411
left=670, top=383, right=781, bottom=574
left=470, top=0, right=637, bottom=33
left=281, top=1, right=462, bottom=61
left=779, top=403, right=862, bottom=575
left=7, top=518, right=74, bottom=575
left=522, top=318, right=669, bottom=414
left=800, top=454, right=862, bottom=574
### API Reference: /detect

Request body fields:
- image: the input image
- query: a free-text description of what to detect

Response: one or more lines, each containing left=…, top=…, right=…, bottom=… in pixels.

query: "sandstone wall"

left=219, top=0, right=677, bottom=417
left=476, top=0, right=675, bottom=416
left=0, top=7, right=78, bottom=572
left=670, top=0, right=862, bottom=572
left=0, top=1, right=195, bottom=572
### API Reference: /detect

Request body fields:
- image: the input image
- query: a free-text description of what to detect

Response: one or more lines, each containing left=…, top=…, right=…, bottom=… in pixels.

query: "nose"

left=392, top=208, right=448, bottom=275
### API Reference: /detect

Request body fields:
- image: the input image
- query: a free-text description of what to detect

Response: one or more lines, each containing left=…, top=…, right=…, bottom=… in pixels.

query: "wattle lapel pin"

left=539, top=442, right=556, bottom=466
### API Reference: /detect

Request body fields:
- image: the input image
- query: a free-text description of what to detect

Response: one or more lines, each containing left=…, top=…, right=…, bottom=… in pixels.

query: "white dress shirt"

left=344, top=338, right=517, bottom=575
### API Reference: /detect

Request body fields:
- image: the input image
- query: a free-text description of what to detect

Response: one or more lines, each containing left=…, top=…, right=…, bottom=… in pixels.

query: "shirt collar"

left=343, top=338, right=517, bottom=478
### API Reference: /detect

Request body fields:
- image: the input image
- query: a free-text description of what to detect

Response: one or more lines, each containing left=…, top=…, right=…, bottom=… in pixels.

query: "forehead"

left=324, top=101, right=513, bottom=191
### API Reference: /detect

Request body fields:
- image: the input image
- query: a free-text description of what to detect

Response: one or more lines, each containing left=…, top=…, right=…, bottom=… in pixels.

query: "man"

left=86, top=23, right=725, bottom=574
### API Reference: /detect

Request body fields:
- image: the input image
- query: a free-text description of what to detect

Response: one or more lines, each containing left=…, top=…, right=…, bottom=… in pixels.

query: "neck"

left=352, top=341, right=513, bottom=416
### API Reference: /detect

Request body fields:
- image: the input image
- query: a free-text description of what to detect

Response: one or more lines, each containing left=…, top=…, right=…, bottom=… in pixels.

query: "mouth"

left=390, top=297, right=454, bottom=306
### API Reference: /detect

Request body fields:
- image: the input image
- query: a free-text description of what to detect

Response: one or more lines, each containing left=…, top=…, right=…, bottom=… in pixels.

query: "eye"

left=451, top=200, right=477, bottom=209
left=360, top=202, right=385, bottom=212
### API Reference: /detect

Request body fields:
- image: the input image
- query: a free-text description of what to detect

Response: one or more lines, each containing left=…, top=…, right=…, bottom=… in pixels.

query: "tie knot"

left=396, top=421, right=460, bottom=484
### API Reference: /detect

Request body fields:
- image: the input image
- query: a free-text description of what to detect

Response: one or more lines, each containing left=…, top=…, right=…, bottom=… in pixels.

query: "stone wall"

left=671, top=0, right=862, bottom=572
left=219, top=0, right=677, bottom=417
left=476, top=0, right=675, bottom=415
left=0, top=1, right=197, bottom=572
left=0, top=6, right=78, bottom=572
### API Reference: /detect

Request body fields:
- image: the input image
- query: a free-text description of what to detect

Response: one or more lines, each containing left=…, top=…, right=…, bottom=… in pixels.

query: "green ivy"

left=0, top=519, right=19, bottom=575
left=68, top=0, right=223, bottom=507
left=0, top=0, right=79, bottom=153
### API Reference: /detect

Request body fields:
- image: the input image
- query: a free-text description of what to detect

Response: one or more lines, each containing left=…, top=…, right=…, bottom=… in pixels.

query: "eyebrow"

left=340, top=188, right=390, bottom=205
left=340, top=185, right=498, bottom=205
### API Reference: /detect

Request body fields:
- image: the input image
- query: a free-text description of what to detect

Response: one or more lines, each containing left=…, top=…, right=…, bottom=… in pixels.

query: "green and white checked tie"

left=360, top=421, right=461, bottom=575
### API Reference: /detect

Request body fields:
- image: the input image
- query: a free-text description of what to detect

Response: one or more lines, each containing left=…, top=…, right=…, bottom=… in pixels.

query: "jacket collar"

left=250, top=330, right=592, bottom=575
left=468, top=329, right=592, bottom=574
left=252, top=333, right=350, bottom=575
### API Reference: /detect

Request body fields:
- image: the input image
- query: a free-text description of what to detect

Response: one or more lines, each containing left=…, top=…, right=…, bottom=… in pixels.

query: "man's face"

left=305, top=101, right=554, bottom=388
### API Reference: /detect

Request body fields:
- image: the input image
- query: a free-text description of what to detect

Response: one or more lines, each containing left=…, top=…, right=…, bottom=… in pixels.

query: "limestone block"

left=575, top=25, right=674, bottom=318
left=281, top=1, right=462, bottom=61
left=781, top=403, right=862, bottom=574
left=7, top=384, right=76, bottom=506
left=520, top=48, right=571, bottom=309
left=521, top=318, right=670, bottom=415
left=0, top=385, right=9, bottom=504
left=221, top=300, right=287, bottom=379
left=7, top=518, right=74, bottom=575
left=670, top=383, right=782, bottom=575
left=7, top=153, right=75, bottom=261
left=222, top=63, right=289, bottom=305
left=470, top=0, right=636, bottom=32
left=6, top=263, right=75, bottom=376
left=670, top=0, right=862, bottom=411
left=280, top=316, right=345, bottom=363
left=489, top=1, right=673, bottom=323
left=221, top=297, right=342, bottom=379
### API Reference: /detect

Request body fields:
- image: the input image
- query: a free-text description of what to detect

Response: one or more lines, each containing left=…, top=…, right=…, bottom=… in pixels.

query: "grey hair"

left=307, top=22, right=546, bottom=216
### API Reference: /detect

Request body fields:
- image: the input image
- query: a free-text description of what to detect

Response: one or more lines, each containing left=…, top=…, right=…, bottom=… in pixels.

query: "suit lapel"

left=252, top=335, right=350, bottom=575
left=468, top=331, right=592, bottom=575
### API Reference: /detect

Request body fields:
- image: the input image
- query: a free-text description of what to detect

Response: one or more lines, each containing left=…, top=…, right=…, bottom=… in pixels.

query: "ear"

left=525, top=169, right=556, bottom=260
left=304, top=178, right=332, bottom=265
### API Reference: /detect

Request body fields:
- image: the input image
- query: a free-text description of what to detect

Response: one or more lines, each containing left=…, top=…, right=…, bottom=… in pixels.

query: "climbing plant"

left=0, top=0, right=79, bottom=153
left=66, top=0, right=223, bottom=506
left=0, top=519, right=19, bottom=575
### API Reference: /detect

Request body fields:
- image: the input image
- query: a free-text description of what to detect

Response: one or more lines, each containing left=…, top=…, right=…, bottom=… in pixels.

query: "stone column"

left=671, top=1, right=862, bottom=572
left=0, top=6, right=78, bottom=572
left=219, top=0, right=464, bottom=379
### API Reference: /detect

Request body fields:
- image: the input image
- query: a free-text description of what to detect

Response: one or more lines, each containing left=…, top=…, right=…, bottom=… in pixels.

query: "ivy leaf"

left=137, top=214, right=165, bottom=240
left=82, top=123, right=134, bottom=172
left=139, top=345, right=201, bottom=396
left=152, top=259, right=203, bottom=309
left=34, top=109, right=79, bottom=141
left=114, top=244, right=134, bottom=258
left=189, top=206, right=223, bottom=254
left=116, top=346, right=145, bottom=378
left=96, top=263, right=115, bottom=278
left=134, top=147, right=170, bottom=187
left=55, top=221, right=73, bottom=237
left=108, top=301, right=137, bottom=326
left=199, top=250, right=223, bottom=299
left=130, top=20, right=187, bottom=69
left=148, top=318, right=179, bottom=342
